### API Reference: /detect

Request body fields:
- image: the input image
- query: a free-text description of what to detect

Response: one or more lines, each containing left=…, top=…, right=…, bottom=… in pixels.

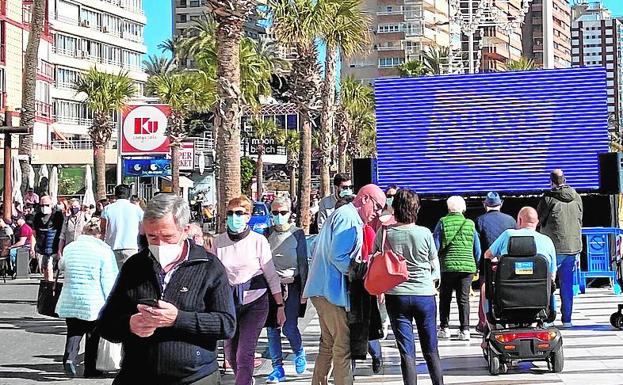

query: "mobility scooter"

left=482, top=236, right=564, bottom=375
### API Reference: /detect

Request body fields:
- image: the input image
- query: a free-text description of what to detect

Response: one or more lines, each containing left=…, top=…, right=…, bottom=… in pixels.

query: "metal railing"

left=50, top=138, right=117, bottom=149
left=35, top=101, right=53, bottom=119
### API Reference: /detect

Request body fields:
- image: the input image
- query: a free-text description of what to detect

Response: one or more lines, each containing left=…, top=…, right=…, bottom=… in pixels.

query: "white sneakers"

left=562, top=322, right=573, bottom=328
left=437, top=328, right=471, bottom=340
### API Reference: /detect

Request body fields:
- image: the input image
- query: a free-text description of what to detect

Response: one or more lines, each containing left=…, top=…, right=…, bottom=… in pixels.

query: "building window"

left=80, top=8, right=100, bottom=28
left=378, top=24, right=401, bottom=33
left=57, top=0, right=79, bottom=24
left=56, top=67, right=81, bottom=89
left=190, top=0, right=200, bottom=6
left=54, top=99, right=91, bottom=125
left=55, top=34, right=78, bottom=56
left=378, top=57, right=405, bottom=68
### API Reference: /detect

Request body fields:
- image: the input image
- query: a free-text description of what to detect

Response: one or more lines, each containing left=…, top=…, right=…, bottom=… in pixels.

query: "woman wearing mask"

left=211, top=195, right=286, bottom=385
left=264, top=197, right=308, bottom=384
left=377, top=189, right=444, bottom=385
left=55, top=217, right=118, bottom=378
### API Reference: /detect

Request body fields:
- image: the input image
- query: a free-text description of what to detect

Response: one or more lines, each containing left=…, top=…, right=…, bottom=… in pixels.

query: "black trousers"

left=64, top=318, right=99, bottom=372
left=439, top=272, right=474, bottom=331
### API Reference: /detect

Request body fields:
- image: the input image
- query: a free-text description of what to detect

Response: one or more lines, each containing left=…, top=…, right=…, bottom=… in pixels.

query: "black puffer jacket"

left=537, top=186, right=583, bottom=254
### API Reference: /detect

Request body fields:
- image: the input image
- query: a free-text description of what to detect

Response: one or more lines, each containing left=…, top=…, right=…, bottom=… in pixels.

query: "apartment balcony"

left=35, top=101, right=53, bottom=122
left=100, top=0, right=144, bottom=15
left=0, top=43, right=5, bottom=65
left=52, top=46, right=144, bottom=73
left=51, top=138, right=117, bottom=150
left=37, top=61, right=55, bottom=83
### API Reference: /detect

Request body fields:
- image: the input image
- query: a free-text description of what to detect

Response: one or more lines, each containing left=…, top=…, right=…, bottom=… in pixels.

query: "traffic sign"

left=121, top=105, right=171, bottom=155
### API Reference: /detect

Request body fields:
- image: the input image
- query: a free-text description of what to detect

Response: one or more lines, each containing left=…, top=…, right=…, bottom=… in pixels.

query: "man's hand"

left=129, top=313, right=157, bottom=338
left=377, top=294, right=385, bottom=305
left=276, top=307, right=286, bottom=327
left=137, top=300, right=179, bottom=328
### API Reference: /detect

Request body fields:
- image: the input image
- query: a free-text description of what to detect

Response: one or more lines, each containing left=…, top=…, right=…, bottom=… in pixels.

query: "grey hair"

left=144, top=194, right=190, bottom=229
left=271, top=196, right=291, bottom=210
left=447, top=196, right=466, bottom=213
left=69, top=198, right=80, bottom=205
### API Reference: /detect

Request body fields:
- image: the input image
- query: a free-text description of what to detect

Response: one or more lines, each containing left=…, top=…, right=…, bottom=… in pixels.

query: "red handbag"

left=364, top=227, right=409, bottom=295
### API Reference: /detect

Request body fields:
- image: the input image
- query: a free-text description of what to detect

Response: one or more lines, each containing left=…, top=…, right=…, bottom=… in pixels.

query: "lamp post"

left=450, top=0, right=532, bottom=73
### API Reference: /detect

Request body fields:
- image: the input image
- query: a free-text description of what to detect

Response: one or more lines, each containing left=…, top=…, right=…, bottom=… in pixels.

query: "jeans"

left=267, top=282, right=303, bottom=368
left=311, top=296, right=352, bottom=385
left=386, top=295, right=444, bottom=385
left=368, top=340, right=382, bottom=361
left=225, top=293, right=269, bottom=385
left=439, top=272, right=474, bottom=331
left=63, top=318, right=99, bottom=373
left=556, top=254, right=578, bottom=323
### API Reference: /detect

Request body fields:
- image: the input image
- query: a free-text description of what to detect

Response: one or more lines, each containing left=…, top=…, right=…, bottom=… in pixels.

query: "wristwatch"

left=276, top=303, right=285, bottom=308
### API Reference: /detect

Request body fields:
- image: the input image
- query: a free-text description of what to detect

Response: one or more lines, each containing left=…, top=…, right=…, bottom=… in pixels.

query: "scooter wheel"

left=488, top=351, right=500, bottom=376
left=616, top=314, right=623, bottom=330
left=611, top=312, right=619, bottom=328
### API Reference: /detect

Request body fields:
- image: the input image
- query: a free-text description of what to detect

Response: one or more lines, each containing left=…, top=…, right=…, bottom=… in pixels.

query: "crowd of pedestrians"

left=0, top=167, right=584, bottom=385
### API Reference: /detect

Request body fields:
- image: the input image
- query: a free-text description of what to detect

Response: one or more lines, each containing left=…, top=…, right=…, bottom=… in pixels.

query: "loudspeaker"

left=352, top=158, right=375, bottom=193
left=599, top=152, right=623, bottom=194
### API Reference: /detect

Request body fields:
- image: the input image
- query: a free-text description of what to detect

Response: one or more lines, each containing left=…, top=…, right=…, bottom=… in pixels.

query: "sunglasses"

left=386, top=193, right=395, bottom=198
left=226, top=210, right=247, bottom=216
left=370, top=198, right=383, bottom=213
left=339, top=185, right=353, bottom=190
left=271, top=210, right=289, bottom=216
left=41, top=204, right=50, bottom=207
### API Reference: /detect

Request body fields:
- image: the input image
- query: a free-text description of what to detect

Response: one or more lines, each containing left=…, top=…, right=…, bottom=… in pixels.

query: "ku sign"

left=121, top=105, right=171, bottom=154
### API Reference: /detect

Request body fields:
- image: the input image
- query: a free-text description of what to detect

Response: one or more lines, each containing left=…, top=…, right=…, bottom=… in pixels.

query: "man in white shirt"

left=316, top=173, right=353, bottom=231
left=101, top=185, right=144, bottom=267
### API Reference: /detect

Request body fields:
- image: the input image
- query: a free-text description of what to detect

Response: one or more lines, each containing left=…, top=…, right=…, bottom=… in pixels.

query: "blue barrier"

left=579, top=227, right=621, bottom=295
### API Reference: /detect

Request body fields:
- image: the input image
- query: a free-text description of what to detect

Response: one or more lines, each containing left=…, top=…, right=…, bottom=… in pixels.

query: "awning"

left=163, top=176, right=194, bottom=189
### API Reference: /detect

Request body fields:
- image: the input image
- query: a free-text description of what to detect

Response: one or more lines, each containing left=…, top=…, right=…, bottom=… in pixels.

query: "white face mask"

left=41, top=206, right=52, bottom=215
left=149, top=236, right=185, bottom=268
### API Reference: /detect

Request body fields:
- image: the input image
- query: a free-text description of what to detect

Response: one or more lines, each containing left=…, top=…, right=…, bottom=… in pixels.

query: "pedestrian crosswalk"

left=222, top=288, right=623, bottom=384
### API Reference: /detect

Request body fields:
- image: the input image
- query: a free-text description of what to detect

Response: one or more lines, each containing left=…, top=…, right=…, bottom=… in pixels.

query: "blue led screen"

left=375, top=67, right=609, bottom=195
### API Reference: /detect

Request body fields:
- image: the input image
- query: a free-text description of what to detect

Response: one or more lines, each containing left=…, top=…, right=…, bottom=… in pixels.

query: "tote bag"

left=36, top=270, right=63, bottom=318
left=364, top=227, right=409, bottom=295
left=96, top=338, right=122, bottom=371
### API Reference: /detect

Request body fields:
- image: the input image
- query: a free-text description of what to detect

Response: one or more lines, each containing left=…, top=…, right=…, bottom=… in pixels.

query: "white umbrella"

left=27, top=164, right=35, bottom=189
left=49, top=166, right=59, bottom=205
left=83, top=165, right=96, bottom=207
left=11, top=155, right=23, bottom=206
left=38, top=164, right=49, bottom=185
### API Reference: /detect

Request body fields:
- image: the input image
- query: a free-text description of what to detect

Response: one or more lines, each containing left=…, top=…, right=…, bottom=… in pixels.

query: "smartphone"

left=138, top=298, right=159, bottom=307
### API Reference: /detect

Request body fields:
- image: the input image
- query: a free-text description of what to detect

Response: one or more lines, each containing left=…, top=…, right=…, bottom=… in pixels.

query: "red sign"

left=121, top=104, right=171, bottom=154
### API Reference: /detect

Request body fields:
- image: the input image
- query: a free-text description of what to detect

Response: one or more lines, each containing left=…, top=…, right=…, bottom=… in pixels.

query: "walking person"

left=211, top=195, right=286, bottom=385
left=98, top=194, right=236, bottom=384
left=57, top=199, right=90, bottom=258
left=317, top=173, right=353, bottom=231
left=377, top=189, right=444, bottom=385
left=33, top=195, right=64, bottom=281
left=55, top=217, right=118, bottom=378
left=304, top=184, right=385, bottom=385
left=537, top=169, right=583, bottom=327
left=434, top=196, right=481, bottom=341
left=100, top=184, right=144, bottom=268
left=474, top=192, right=516, bottom=333
left=264, top=196, right=309, bottom=384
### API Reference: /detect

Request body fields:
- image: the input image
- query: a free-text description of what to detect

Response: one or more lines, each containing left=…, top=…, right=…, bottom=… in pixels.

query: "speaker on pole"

left=599, top=152, right=623, bottom=194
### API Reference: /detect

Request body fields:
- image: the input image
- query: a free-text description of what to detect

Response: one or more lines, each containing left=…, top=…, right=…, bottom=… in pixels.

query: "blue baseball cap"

left=484, top=192, right=503, bottom=207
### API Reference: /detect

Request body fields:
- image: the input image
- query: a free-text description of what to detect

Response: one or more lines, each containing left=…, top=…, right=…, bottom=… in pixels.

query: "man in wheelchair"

left=481, top=207, right=563, bottom=375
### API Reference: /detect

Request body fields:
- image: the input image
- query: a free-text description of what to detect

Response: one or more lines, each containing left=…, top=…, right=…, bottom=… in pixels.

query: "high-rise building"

left=50, top=0, right=147, bottom=144
left=522, top=0, right=572, bottom=68
left=341, top=0, right=451, bottom=83
left=571, top=1, right=623, bottom=128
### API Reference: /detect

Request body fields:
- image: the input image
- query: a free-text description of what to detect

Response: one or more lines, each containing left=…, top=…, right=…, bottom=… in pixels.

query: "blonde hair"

left=227, top=195, right=253, bottom=214
left=82, top=217, right=102, bottom=236
left=203, top=232, right=214, bottom=251
left=447, top=196, right=466, bottom=213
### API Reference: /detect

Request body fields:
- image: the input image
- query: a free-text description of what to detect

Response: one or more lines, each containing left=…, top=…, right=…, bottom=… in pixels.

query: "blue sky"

left=144, top=1, right=172, bottom=57
left=603, top=0, right=623, bottom=16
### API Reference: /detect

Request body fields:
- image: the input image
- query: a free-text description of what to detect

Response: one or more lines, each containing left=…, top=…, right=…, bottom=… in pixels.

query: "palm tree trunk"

left=215, top=21, right=244, bottom=231
left=298, top=115, right=312, bottom=234
left=171, top=142, right=181, bottom=195
left=93, top=144, right=107, bottom=200
left=289, top=166, right=296, bottom=202
left=256, top=152, right=263, bottom=199
left=19, top=0, right=46, bottom=192
left=338, top=149, right=347, bottom=174
left=319, top=43, right=338, bottom=198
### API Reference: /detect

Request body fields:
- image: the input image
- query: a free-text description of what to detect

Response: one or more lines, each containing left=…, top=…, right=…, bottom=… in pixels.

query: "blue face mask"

left=272, top=213, right=290, bottom=226
left=227, top=214, right=247, bottom=233
left=339, top=188, right=353, bottom=198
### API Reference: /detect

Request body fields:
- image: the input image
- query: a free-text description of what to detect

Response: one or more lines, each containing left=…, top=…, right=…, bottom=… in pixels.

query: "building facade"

left=571, top=2, right=623, bottom=129
left=341, top=0, right=451, bottom=82
left=522, top=0, right=572, bottom=68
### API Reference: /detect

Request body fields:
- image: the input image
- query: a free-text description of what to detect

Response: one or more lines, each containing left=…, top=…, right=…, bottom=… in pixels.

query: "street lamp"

left=449, top=0, right=532, bottom=73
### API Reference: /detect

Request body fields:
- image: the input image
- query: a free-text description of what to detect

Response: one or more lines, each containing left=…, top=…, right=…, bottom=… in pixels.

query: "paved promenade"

left=0, top=278, right=622, bottom=385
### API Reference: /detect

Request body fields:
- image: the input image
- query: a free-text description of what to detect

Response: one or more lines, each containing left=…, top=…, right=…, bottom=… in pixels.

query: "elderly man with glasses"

left=304, top=184, right=386, bottom=385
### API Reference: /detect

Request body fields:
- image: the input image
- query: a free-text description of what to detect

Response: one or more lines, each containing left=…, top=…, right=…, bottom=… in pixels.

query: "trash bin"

left=15, top=248, right=30, bottom=279
left=580, top=227, right=622, bottom=295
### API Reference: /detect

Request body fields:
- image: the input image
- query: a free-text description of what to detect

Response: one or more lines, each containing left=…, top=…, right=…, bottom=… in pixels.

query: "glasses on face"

left=226, top=210, right=247, bottom=217
left=41, top=204, right=50, bottom=207
left=340, top=185, right=352, bottom=190
left=271, top=210, right=289, bottom=216
left=386, top=193, right=395, bottom=198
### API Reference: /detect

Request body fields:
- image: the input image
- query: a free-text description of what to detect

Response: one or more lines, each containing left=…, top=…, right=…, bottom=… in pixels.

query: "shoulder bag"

left=36, top=268, right=63, bottom=318
left=364, top=227, right=409, bottom=295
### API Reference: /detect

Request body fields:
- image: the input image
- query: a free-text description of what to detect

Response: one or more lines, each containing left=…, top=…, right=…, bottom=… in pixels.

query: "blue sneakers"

left=294, top=349, right=307, bottom=374
left=266, top=365, right=286, bottom=384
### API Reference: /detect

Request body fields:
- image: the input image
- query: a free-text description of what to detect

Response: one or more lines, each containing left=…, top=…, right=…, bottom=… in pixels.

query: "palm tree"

left=269, top=0, right=323, bottom=233
left=204, top=1, right=260, bottom=230
left=147, top=72, right=215, bottom=195
left=398, top=60, right=430, bottom=77
left=283, top=130, right=300, bottom=200
left=422, top=46, right=450, bottom=75
left=503, top=57, right=536, bottom=71
left=74, top=68, right=135, bottom=200
left=336, top=76, right=375, bottom=172
left=318, top=0, right=371, bottom=197
left=143, top=55, right=176, bottom=76
left=158, top=35, right=188, bottom=65
left=19, top=0, right=46, bottom=192
left=249, top=116, right=283, bottom=198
